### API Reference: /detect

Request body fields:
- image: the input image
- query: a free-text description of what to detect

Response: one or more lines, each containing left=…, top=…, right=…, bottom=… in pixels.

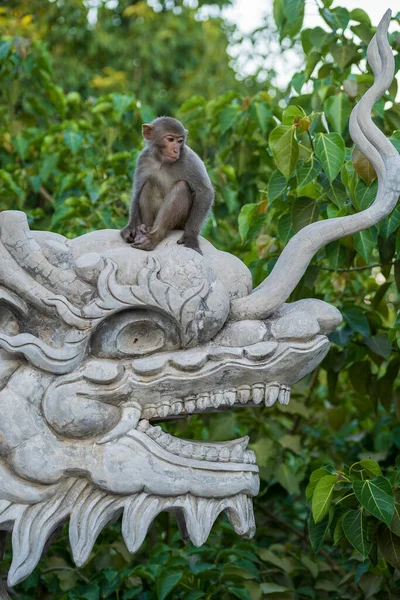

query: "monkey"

left=120, top=117, right=214, bottom=255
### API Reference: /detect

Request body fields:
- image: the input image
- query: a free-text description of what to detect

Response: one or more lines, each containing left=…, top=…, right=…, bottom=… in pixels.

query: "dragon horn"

left=231, top=9, right=400, bottom=321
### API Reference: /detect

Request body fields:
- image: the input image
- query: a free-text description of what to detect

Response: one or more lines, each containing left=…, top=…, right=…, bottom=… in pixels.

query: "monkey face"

left=162, top=133, right=184, bottom=162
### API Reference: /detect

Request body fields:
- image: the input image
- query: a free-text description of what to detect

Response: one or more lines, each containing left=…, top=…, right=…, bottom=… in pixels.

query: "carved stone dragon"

left=0, top=10, right=399, bottom=592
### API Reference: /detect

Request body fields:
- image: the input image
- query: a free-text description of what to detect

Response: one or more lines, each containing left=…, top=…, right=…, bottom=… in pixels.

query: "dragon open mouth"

left=137, top=419, right=257, bottom=465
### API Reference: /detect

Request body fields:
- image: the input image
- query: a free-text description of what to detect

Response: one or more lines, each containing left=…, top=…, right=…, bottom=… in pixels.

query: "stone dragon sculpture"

left=0, top=10, right=399, bottom=592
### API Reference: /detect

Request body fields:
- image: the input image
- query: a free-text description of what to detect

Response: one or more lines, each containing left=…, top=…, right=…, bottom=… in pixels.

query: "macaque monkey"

left=120, top=117, right=214, bottom=254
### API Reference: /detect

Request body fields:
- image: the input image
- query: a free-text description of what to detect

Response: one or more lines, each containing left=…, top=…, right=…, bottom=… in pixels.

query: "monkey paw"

left=177, top=234, right=203, bottom=255
left=120, top=226, right=136, bottom=244
left=131, top=236, right=155, bottom=251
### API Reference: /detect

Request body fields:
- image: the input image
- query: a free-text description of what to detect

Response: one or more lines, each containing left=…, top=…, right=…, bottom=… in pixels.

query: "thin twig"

left=39, top=186, right=55, bottom=207
left=319, top=261, right=395, bottom=273
left=41, top=566, right=90, bottom=585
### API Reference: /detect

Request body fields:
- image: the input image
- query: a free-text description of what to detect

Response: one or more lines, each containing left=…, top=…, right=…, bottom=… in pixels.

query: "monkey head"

left=142, top=116, right=188, bottom=163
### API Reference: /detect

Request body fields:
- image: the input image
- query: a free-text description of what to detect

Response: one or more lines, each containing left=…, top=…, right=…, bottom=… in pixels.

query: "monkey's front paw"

left=121, top=227, right=136, bottom=244
left=177, top=234, right=202, bottom=255
left=132, top=236, right=155, bottom=251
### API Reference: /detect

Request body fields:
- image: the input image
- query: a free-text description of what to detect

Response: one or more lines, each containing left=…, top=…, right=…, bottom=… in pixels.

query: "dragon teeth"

left=238, top=385, right=251, bottom=404
left=278, top=385, right=291, bottom=405
left=185, top=398, right=196, bottom=413
left=137, top=419, right=150, bottom=432
left=197, top=393, right=210, bottom=411
left=122, top=493, right=255, bottom=554
left=224, top=389, right=236, bottom=406
left=142, top=382, right=291, bottom=421
left=225, top=494, right=256, bottom=539
left=265, top=383, right=280, bottom=407
left=143, top=426, right=255, bottom=464
left=171, top=401, right=183, bottom=415
left=211, top=392, right=223, bottom=408
left=157, top=403, right=170, bottom=418
left=252, top=384, right=264, bottom=404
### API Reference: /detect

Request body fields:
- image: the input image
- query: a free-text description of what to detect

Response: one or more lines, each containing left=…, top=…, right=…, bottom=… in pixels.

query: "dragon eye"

left=90, top=310, right=180, bottom=359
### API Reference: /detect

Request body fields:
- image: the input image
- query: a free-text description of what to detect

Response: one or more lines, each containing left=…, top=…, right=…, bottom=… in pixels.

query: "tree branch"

left=319, top=261, right=395, bottom=273
left=39, top=186, right=55, bottom=207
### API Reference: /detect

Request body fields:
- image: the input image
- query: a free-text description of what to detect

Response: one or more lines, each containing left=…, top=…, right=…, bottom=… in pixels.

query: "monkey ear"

left=142, top=124, right=154, bottom=140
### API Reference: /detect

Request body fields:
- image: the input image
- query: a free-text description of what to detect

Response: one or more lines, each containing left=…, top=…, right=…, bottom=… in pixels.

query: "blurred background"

left=1, top=1, right=400, bottom=599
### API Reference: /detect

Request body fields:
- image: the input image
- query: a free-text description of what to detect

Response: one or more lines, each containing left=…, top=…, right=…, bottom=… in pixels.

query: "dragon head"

left=0, top=211, right=340, bottom=586
left=1, top=11, right=398, bottom=588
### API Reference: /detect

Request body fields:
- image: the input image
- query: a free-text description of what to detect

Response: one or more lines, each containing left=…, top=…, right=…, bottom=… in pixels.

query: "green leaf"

left=12, top=135, right=30, bottom=161
left=325, top=241, right=345, bottom=270
left=354, top=180, right=377, bottom=211
left=39, top=153, right=59, bottom=183
left=365, top=333, right=392, bottom=360
left=228, top=587, right=251, bottom=600
left=312, top=474, right=337, bottom=523
left=274, top=463, right=302, bottom=495
left=342, top=307, right=370, bottom=337
left=309, top=27, right=335, bottom=49
left=353, top=477, right=395, bottom=526
left=324, top=93, right=352, bottom=135
left=277, top=213, right=294, bottom=244
left=156, top=570, right=183, bottom=600
left=260, top=583, right=291, bottom=594
left=183, top=592, right=204, bottom=600
left=356, top=460, right=383, bottom=479
left=351, top=23, right=373, bottom=44
left=78, top=584, right=100, bottom=600
left=255, top=102, right=272, bottom=134
left=291, top=197, right=319, bottom=232
left=333, top=515, right=344, bottom=546
left=390, top=492, right=400, bottom=536
left=0, top=170, right=24, bottom=199
left=291, top=71, right=305, bottom=94
left=342, top=510, right=371, bottom=559
left=63, top=130, right=83, bottom=154
left=350, top=8, right=371, bottom=25
left=315, top=133, right=345, bottom=182
left=309, top=514, right=329, bottom=553
left=282, top=0, right=305, bottom=24
left=322, top=7, right=350, bottom=30
left=112, top=93, right=134, bottom=118
left=238, top=203, right=258, bottom=243
left=331, top=43, right=359, bottom=69
left=378, top=527, right=400, bottom=569
left=282, top=105, right=305, bottom=125
left=380, top=205, right=400, bottom=239
left=268, top=169, right=287, bottom=202
left=219, top=106, right=240, bottom=134
left=296, top=159, right=321, bottom=189
left=269, top=125, right=299, bottom=180
left=354, top=229, right=375, bottom=262
left=0, top=41, right=12, bottom=61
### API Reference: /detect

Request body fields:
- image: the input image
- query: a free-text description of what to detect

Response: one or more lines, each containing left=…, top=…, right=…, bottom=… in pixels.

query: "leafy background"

left=0, top=0, right=400, bottom=598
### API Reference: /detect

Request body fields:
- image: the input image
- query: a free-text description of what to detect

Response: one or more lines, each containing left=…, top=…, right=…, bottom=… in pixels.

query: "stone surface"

left=0, top=11, right=398, bottom=591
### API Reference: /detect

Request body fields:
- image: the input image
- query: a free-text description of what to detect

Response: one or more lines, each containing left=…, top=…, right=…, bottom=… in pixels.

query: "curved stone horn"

left=231, top=9, right=400, bottom=321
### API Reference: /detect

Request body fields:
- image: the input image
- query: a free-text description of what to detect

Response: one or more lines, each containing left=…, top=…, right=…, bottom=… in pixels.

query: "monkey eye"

left=166, top=136, right=175, bottom=142
left=90, top=309, right=180, bottom=359
left=178, top=139, right=184, bottom=145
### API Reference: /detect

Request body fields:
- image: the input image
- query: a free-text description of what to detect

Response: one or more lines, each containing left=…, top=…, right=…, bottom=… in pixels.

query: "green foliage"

left=1, top=1, right=400, bottom=599
left=307, top=460, right=399, bottom=565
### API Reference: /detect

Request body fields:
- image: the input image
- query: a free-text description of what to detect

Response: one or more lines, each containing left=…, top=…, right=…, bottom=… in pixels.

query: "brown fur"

left=121, top=117, right=214, bottom=254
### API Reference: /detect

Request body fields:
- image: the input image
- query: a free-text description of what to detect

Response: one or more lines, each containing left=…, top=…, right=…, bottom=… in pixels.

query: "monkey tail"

left=230, top=9, right=400, bottom=321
